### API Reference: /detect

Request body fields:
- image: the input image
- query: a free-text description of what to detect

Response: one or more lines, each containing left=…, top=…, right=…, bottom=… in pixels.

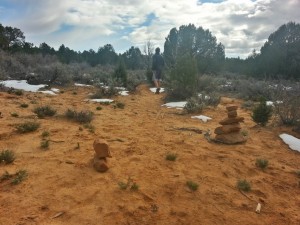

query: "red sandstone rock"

left=93, top=139, right=112, bottom=158
left=219, top=117, right=244, bottom=125
left=214, top=124, right=241, bottom=135
left=215, top=132, right=247, bottom=144
left=226, top=105, right=238, bottom=111
left=227, top=110, right=237, bottom=118
left=93, top=158, right=109, bottom=172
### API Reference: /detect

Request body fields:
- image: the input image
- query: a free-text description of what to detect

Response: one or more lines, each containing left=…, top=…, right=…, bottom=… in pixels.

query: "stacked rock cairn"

left=93, top=139, right=112, bottom=172
left=214, top=105, right=247, bottom=144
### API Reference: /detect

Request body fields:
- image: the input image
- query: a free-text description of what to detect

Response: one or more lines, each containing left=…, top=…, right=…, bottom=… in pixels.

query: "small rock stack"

left=214, top=105, right=247, bottom=144
left=93, top=139, right=112, bottom=172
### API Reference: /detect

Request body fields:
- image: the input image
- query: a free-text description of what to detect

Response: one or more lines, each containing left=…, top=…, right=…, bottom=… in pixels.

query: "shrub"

left=14, top=89, right=24, bottom=96
left=0, top=150, right=15, bottom=164
left=0, top=171, right=12, bottom=181
left=256, top=158, right=269, bottom=170
left=41, top=131, right=50, bottom=138
left=11, top=169, right=28, bottom=185
left=165, top=153, right=177, bottom=161
left=202, top=92, right=220, bottom=107
left=33, top=105, right=56, bottom=118
left=113, top=60, right=127, bottom=86
left=83, top=123, right=95, bottom=133
left=16, top=121, right=40, bottom=133
left=237, top=179, right=251, bottom=192
left=115, top=102, right=125, bottom=109
left=184, top=97, right=204, bottom=114
left=40, top=140, right=49, bottom=149
left=20, top=103, right=28, bottom=108
left=165, top=54, right=198, bottom=101
left=130, top=183, right=139, bottom=191
left=186, top=181, right=199, bottom=191
left=251, top=100, right=272, bottom=126
left=65, top=109, right=94, bottom=123
left=96, top=106, right=102, bottom=110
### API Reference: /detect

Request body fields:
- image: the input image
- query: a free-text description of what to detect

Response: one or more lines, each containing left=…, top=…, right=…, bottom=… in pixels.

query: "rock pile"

left=93, top=139, right=112, bottom=172
left=214, top=105, right=247, bottom=144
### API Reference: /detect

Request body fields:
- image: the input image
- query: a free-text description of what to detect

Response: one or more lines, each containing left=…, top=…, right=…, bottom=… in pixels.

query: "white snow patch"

left=119, top=91, right=129, bottom=96
left=279, top=133, right=300, bottom=152
left=266, top=101, right=283, bottom=106
left=51, top=88, right=60, bottom=93
left=162, top=101, right=187, bottom=109
left=198, top=93, right=210, bottom=99
left=150, top=87, right=165, bottom=93
left=75, top=83, right=91, bottom=87
left=0, top=80, right=47, bottom=92
left=89, top=99, right=114, bottom=103
left=39, top=90, right=57, bottom=95
left=191, top=115, right=212, bottom=123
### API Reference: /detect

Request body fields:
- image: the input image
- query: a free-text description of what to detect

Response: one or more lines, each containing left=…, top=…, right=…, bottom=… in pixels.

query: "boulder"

left=214, top=124, right=241, bottom=135
left=215, top=132, right=247, bottom=144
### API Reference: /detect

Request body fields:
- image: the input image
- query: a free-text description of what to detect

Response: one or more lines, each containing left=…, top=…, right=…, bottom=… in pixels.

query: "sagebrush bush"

left=251, top=100, right=272, bottom=126
left=65, top=109, right=94, bottom=123
left=256, top=158, right=269, bottom=170
left=184, top=97, right=204, bottom=114
left=33, top=105, right=56, bottom=118
left=237, top=179, right=251, bottom=192
left=16, top=121, right=40, bottom=133
left=0, top=150, right=15, bottom=164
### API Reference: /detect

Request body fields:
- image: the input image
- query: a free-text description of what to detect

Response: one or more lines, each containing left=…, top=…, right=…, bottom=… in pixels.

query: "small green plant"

left=186, top=181, right=199, bottom=191
left=118, top=177, right=139, bottom=191
left=16, top=121, right=40, bottom=133
left=241, top=129, right=248, bottom=137
left=165, top=153, right=177, bottom=161
left=11, top=170, right=28, bottom=185
left=96, top=106, right=102, bottom=110
left=33, top=105, right=56, bottom=118
left=40, top=140, right=49, bottom=149
left=0, top=150, right=16, bottom=164
left=10, top=112, right=19, bottom=117
left=184, top=97, right=204, bottom=114
left=256, top=158, right=269, bottom=170
left=130, top=182, right=139, bottom=191
left=41, top=131, right=50, bottom=138
left=237, top=179, right=251, bottom=192
left=83, top=123, right=95, bottom=133
left=20, top=103, right=29, bottom=108
left=295, top=170, right=300, bottom=177
left=251, top=100, right=272, bottom=126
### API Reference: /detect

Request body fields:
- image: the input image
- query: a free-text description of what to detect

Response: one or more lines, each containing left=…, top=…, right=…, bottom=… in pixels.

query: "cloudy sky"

left=0, top=0, right=299, bottom=58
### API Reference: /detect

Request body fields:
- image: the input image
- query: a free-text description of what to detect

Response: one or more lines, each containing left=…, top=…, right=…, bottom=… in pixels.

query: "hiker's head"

left=155, top=47, right=160, bottom=54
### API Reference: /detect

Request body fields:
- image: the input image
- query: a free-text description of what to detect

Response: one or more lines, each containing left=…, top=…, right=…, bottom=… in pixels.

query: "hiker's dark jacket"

left=152, top=53, right=164, bottom=71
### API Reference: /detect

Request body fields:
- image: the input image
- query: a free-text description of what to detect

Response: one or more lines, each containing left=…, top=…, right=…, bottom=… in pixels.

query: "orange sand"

left=0, top=84, right=299, bottom=225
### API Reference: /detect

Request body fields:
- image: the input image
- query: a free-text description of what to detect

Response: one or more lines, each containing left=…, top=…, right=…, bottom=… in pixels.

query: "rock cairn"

left=214, top=105, right=247, bottom=144
left=93, top=139, right=112, bottom=172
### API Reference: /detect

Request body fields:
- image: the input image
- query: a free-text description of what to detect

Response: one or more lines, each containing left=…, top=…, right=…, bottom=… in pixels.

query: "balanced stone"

left=219, top=117, right=244, bottom=125
left=226, top=105, right=238, bottom=111
left=227, top=110, right=237, bottom=118
left=93, top=139, right=112, bottom=158
left=215, top=133, right=247, bottom=144
left=214, top=124, right=241, bottom=135
left=93, top=158, right=109, bottom=172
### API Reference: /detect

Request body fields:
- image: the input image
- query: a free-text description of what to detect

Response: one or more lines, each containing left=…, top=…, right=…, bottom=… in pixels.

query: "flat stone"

left=215, top=132, right=247, bottom=144
left=93, top=139, right=112, bottom=158
left=219, top=117, right=244, bottom=125
left=93, top=158, right=109, bottom=172
left=227, top=110, right=237, bottom=118
left=226, top=105, right=238, bottom=111
left=214, top=124, right=241, bottom=135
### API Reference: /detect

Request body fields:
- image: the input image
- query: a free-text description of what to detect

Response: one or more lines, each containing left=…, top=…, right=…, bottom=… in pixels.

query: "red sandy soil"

left=0, top=84, right=299, bottom=225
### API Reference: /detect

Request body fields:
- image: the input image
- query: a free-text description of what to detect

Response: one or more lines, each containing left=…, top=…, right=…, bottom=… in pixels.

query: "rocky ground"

left=0, top=84, right=299, bottom=225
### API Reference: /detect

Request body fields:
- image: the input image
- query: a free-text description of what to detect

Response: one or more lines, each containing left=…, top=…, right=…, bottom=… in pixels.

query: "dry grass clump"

left=33, top=105, right=57, bottom=118
left=237, top=179, right=251, bottom=192
left=0, top=150, right=15, bottom=164
left=15, top=121, right=40, bottom=133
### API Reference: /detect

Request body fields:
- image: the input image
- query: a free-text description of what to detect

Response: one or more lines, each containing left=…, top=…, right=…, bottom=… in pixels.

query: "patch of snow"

left=191, top=115, right=212, bottom=123
left=89, top=99, right=114, bottom=103
left=39, top=90, right=57, bottom=95
left=75, top=83, right=91, bottom=87
left=0, top=80, right=47, bottom=92
left=266, top=101, right=283, bottom=106
left=51, top=88, right=60, bottom=93
left=198, top=93, right=210, bottom=99
left=150, top=87, right=165, bottom=93
left=279, top=133, right=300, bottom=152
left=162, top=101, right=187, bottom=109
left=119, top=91, right=129, bottom=96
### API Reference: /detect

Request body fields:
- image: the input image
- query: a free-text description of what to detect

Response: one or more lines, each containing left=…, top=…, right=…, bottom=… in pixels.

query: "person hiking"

left=152, top=47, right=165, bottom=94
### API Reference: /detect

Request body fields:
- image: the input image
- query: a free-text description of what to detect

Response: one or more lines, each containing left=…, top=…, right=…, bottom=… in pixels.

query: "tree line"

left=1, top=21, right=300, bottom=80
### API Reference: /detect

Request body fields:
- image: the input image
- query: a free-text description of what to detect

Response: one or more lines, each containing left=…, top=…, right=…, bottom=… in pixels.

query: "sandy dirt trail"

left=0, top=84, right=299, bottom=225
